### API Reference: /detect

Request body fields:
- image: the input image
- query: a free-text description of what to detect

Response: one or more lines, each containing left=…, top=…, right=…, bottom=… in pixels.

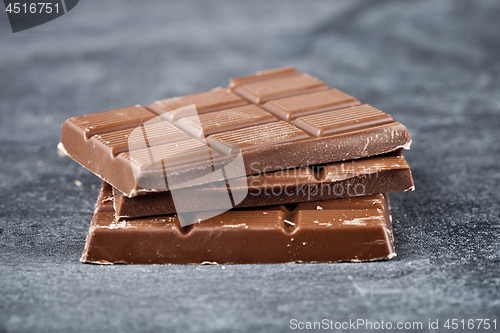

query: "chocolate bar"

left=81, top=183, right=396, bottom=265
left=114, top=152, right=414, bottom=219
left=59, top=67, right=411, bottom=197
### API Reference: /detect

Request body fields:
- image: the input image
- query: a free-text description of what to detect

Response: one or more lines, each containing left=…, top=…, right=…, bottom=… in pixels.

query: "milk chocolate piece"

left=147, top=87, right=248, bottom=115
left=262, top=88, right=361, bottom=120
left=114, top=152, right=414, bottom=218
left=231, top=72, right=329, bottom=104
left=229, top=66, right=299, bottom=88
left=60, top=67, right=412, bottom=197
left=81, top=183, right=396, bottom=265
left=292, top=104, right=396, bottom=137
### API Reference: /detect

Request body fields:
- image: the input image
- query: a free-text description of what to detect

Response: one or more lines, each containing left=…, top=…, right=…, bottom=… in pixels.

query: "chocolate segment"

left=231, top=73, right=329, bottom=104
left=81, top=183, right=396, bottom=265
left=292, top=104, right=395, bottom=137
left=66, top=105, right=156, bottom=139
left=114, top=152, right=414, bottom=218
left=178, top=104, right=278, bottom=137
left=96, top=121, right=190, bottom=157
left=207, top=121, right=310, bottom=152
left=229, top=66, right=299, bottom=88
left=262, top=89, right=361, bottom=121
left=147, top=87, right=247, bottom=115
left=59, top=67, right=412, bottom=197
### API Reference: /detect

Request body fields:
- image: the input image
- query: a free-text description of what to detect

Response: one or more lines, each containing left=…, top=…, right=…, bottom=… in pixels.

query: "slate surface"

left=1, top=1, right=499, bottom=332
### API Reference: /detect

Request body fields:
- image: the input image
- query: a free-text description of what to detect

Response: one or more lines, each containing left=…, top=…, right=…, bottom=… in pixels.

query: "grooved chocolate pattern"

left=60, top=67, right=411, bottom=196
left=147, top=88, right=247, bottom=115
left=293, top=104, right=395, bottom=137
left=113, top=152, right=414, bottom=218
left=262, top=89, right=361, bottom=121
left=231, top=73, right=329, bottom=104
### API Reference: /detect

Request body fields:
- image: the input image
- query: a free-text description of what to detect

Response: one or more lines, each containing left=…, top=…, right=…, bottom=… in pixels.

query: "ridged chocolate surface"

left=207, top=121, right=310, bottom=152
left=231, top=73, right=329, bottom=104
left=114, top=152, right=414, bottom=218
left=67, top=105, right=156, bottom=139
left=263, top=89, right=361, bottom=120
left=60, top=67, right=412, bottom=197
left=293, top=104, right=395, bottom=137
left=121, top=138, right=210, bottom=169
left=147, top=87, right=247, bottom=115
left=180, top=104, right=278, bottom=136
left=229, top=66, right=299, bottom=88
left=94, top=121, right=190, bottom=157
left=82, top=183, right=396, bottom=265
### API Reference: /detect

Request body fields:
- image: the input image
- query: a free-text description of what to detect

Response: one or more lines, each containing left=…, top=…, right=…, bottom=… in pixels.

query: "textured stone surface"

left=0, top=1, right=499, bottom=332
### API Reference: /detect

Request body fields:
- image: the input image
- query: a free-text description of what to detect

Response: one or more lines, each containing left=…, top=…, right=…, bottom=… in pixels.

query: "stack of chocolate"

left=59, top=67, right=414, bottom=265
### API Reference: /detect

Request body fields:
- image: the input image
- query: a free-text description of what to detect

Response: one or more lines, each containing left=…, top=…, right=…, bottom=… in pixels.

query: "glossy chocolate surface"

left=114, top=152, right=414, bottom=218
left=81, top=183, right=396, bottom=265
left=60, top=67, right=411, bottom=197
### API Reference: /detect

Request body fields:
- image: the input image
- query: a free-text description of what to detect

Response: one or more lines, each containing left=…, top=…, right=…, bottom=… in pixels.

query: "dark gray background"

left=1, top=1, right=499, bottom=332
